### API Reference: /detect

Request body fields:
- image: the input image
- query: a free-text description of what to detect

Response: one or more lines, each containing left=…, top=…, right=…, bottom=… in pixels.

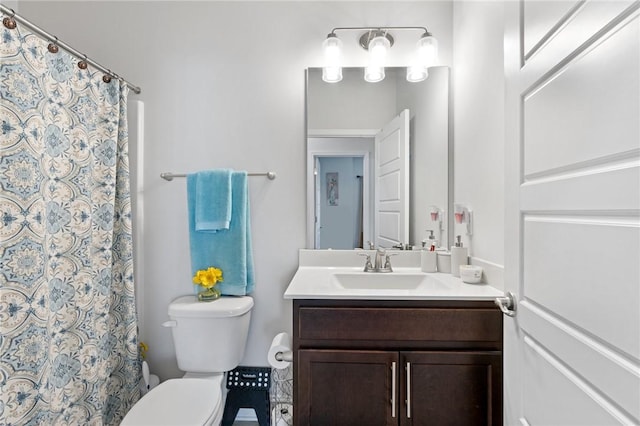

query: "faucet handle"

left=358, top=253, right=374, bottom=272
left=384, top=254, right=396, bottom=272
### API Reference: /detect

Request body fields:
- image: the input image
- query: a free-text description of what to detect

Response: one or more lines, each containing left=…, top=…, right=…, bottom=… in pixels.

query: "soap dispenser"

left=422, top=230, right=438, bottom=251
left=450, top=235, right=468, bottom=277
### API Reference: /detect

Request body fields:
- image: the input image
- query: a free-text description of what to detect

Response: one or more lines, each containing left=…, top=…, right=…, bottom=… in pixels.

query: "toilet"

left=121, top=295, right=254, bottom=426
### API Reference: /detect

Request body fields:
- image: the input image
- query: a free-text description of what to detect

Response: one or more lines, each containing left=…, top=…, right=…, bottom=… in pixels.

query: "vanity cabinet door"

left=297, top=349, right=399, bottom=426
left=400, top=351, right=502, bottom=426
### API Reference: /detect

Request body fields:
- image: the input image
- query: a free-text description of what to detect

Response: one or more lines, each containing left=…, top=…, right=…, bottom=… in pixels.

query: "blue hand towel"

left=187, top=171, right=255, bottom=296
left=194, top=169, right=232, bottom=232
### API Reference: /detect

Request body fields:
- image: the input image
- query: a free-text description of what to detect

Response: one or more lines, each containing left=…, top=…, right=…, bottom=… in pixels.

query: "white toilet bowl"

left=121, top=374, right=224, bottom=426
left=121, top=295, right=254, bottom=426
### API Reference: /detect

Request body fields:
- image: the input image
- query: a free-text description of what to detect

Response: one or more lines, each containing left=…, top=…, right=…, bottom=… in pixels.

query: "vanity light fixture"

left=322, top=26, right=438, bottom=84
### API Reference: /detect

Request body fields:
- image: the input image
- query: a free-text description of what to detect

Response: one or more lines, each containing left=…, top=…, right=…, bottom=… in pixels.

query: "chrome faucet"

left=372, top=248, right=393, bottom=272
left=359, top=248, right=394, bottom=272
left=374, top=248, right=386, bottom=270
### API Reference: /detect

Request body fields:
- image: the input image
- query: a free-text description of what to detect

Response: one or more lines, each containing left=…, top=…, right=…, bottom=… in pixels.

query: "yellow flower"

left=193, top=267, right=223, bottom=289
left=139, top=341, right=149, bottom=359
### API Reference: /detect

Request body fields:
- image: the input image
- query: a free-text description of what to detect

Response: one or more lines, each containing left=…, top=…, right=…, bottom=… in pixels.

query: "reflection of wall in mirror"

left=308, top=68, right=397, bottom=130
left=399, top=67, right=450, bottom=248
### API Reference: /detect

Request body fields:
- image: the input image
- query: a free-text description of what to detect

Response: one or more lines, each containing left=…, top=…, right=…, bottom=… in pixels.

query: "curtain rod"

left=160, top=172, right=277, bottom=181
left=1, top=5, right=141, bottom=94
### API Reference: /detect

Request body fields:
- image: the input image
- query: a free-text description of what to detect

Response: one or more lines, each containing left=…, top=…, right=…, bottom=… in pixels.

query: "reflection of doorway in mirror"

left=307, top=136, right=374, bottom=249
left=316, top=155, right=366, bottom=250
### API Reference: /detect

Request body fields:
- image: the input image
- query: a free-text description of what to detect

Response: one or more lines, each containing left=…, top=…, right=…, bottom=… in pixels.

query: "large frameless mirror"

left=306, top=66, right=451, bottom=250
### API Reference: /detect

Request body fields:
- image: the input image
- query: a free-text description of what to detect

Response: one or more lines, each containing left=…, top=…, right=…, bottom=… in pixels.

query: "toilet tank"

left=166, top=295, right=254, bottom=373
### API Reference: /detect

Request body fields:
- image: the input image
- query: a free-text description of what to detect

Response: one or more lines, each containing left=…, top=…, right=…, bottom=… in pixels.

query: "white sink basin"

left=331, top=272, right=440, bottom=290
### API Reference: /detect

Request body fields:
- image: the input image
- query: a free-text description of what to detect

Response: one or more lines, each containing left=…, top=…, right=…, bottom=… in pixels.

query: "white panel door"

left=374, top=109, right=409, bottom=248
left=504, top=1, right=640, bottom=425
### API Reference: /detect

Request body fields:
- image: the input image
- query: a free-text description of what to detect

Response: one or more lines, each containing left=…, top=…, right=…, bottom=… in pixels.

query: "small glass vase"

left=197, top=286, right=221, bottom=302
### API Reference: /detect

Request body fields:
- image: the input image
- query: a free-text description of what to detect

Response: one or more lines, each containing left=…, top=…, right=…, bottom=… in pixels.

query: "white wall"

left=2, top=1, right=19, bottom=12
left=20, top=1, right=453, bottom=380
left=452, top=2, right=505, bottom=288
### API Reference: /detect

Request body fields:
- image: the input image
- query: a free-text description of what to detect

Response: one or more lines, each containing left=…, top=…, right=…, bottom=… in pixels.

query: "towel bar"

left=160, top=171, right=276, bottom=181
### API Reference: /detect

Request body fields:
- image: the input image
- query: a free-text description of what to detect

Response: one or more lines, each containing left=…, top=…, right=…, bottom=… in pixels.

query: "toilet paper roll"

left=268, top=332, right=292, bottom=369
left=148, top=374, right=160, bottom=390
left=139, top=374, right=160, bottom=395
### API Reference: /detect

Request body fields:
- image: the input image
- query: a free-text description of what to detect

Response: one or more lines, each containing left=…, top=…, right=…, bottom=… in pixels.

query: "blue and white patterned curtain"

left=0, top=19, right=140, bottom=425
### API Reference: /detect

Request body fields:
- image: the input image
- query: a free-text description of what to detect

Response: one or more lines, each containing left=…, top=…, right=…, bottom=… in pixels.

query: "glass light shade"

left=322, top=35, right=343, bottom=83
left=417, top=34, right=438, bottom=66
left=364, top=65, right=385, bottom=83
left=364, top=34, right=389, bottom=83
left=323, top=35, right=342, bottom=63
left=406, top=65, right=428, bottom=83
left=323, top=66, right=343, bottom=83
left=368, top=35, right=390, bottom=65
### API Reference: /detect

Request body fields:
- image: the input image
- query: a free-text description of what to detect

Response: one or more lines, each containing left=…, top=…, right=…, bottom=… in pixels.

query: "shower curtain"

left=0, top=21, right=139, bottom=425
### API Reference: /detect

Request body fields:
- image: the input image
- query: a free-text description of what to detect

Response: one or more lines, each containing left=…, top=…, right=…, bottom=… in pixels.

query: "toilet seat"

left=121, top=377, right=223, bottom=426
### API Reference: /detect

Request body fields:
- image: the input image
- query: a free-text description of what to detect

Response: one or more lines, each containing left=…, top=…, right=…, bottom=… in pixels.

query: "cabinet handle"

left=406, top=362, right=411, bottom=418
left=391, top=361, right=397, bottom=418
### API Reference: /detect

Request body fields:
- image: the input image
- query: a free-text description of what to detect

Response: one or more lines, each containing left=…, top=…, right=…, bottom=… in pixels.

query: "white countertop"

left=284, top=250, right=503, bottom=301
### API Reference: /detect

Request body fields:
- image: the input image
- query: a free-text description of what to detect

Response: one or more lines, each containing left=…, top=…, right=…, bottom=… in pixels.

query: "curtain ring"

left=2, top=9, right=17, bottom=29
left=78, top=54, right=88, bottom=70
left=48, top=37, right=59, bottom=53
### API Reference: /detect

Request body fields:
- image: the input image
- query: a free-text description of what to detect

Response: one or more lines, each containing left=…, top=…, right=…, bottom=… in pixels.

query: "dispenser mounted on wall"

left=454, top=204, right=473, bottom=236
left=428, top=206, right=445, bottom=246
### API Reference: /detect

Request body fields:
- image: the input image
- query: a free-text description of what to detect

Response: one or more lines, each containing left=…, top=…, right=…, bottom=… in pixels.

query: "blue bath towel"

left=194, top=169, right=232, bottom=232
left=187, top=171, right=255, bottom=296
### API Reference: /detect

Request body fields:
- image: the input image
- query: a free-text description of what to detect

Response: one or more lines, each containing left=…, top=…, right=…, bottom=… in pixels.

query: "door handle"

left=391, top=361, right=397, bottom=418
left=495, top=292, right=517, bottom=317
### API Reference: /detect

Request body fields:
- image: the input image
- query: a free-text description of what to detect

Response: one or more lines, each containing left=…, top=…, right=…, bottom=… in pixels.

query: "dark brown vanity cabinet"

left=293, top=299, right=503, bottom=426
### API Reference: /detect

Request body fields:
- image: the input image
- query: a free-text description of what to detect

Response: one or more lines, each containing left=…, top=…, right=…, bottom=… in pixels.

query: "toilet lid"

left=121, top=378, right=221, bottom=426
